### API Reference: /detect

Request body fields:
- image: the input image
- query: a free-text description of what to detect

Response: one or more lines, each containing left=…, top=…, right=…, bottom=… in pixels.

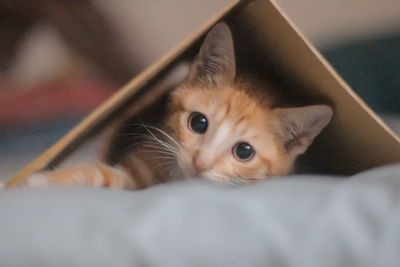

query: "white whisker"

left=138, top=147, right=176, bottom=157
left=141, top=124, right=179, bottom=152
left=141, top=124, right=181, bottom=149
left=144, top=156, right=175, bottom=161
left=146, top=130, right=177, bottom=154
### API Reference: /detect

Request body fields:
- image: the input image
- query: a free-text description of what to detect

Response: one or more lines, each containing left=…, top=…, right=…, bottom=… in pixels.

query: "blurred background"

left=0, top=0, right=399, bottom=180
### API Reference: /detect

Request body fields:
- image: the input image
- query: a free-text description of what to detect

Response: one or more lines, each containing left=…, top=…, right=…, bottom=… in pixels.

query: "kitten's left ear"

left=186, top=22, right=236, bottom=85
left=274, top=105, right=333, bottom=155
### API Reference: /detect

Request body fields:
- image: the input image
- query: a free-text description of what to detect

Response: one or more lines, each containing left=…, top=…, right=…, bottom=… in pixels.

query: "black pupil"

left=235, top=142, right=253, bottom=160
left=190, top=112, right=208, bottom=133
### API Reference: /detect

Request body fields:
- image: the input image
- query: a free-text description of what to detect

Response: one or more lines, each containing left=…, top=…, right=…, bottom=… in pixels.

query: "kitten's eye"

left=188, top=112, right=208, bottom=134
left=233, top=142, right=255, bottom=161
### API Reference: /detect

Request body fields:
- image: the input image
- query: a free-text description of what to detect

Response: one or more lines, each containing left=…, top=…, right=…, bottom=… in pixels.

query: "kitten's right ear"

left=186, top=22, right=236, bottom=85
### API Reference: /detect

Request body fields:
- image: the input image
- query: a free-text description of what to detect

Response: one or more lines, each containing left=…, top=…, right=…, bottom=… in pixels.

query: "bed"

left=1, top=164, right=399, bottom=266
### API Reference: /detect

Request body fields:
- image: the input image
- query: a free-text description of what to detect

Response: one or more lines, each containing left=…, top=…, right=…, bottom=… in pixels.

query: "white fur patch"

left=0, top=181, right=4, bottom=189
left=25, top=173, right=50, bottom=187
left=212, top=120, right=233, bottom=146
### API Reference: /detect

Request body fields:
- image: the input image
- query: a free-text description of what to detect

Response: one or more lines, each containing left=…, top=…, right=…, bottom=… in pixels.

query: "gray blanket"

left=1, top=164, right=400, bottom=266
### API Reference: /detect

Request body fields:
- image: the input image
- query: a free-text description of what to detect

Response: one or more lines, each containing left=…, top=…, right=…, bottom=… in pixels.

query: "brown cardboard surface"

left=232, top=0, right=400, bottom=174
left=6, top=0, right=399, bottom=187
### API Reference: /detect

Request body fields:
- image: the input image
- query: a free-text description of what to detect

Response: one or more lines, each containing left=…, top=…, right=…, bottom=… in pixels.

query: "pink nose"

left=192, top=156, right=213, bottom=175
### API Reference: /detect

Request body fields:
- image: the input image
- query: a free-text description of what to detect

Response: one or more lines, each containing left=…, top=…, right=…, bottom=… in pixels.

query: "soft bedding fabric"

left=0, top=164, right=400, bottom=266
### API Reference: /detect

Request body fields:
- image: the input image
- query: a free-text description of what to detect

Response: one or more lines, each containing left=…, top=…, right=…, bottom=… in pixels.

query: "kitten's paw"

left=25, top=173, right=50, bottom=187
left=0, top=181, right=4, bottom=190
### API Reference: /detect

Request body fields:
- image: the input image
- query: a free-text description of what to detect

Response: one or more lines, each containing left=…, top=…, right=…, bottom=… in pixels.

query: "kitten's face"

left=168, top=84, right=292, bottom=183
left=165, top=22, right=332, bottom=183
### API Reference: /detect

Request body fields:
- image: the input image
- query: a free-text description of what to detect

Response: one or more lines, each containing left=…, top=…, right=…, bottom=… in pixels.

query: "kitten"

left=25, top=22, right=333, bottom=189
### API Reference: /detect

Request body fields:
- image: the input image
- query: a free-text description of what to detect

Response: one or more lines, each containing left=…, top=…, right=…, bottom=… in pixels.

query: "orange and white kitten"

left=25, top=23, right=332, bottom=189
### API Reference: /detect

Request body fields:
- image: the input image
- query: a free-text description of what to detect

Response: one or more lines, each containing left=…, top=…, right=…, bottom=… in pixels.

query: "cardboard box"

left=6, top=0, right=400, bottom=187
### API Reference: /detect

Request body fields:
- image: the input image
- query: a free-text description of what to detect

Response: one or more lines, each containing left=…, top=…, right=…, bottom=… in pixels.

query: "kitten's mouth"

left=178, top=164, right=211, bottom=180
left=177, top=156, right=226, bottom=182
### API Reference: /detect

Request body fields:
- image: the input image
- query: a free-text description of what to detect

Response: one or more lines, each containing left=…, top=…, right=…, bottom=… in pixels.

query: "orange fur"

left=165, top=80, right=294, bottom=183
left=22, top=22, right=332, bottom=189
left=26, top=163, right=136, bottom=189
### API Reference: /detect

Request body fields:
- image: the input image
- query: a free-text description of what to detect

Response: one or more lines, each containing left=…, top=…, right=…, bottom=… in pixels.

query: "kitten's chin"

left=196, top=172, right=231, bottom=183
left=177, top=163, right=197, bottom=179
left=179, top=166, right=227, bottom=183
left=180, top=168, right=204, bottom=180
